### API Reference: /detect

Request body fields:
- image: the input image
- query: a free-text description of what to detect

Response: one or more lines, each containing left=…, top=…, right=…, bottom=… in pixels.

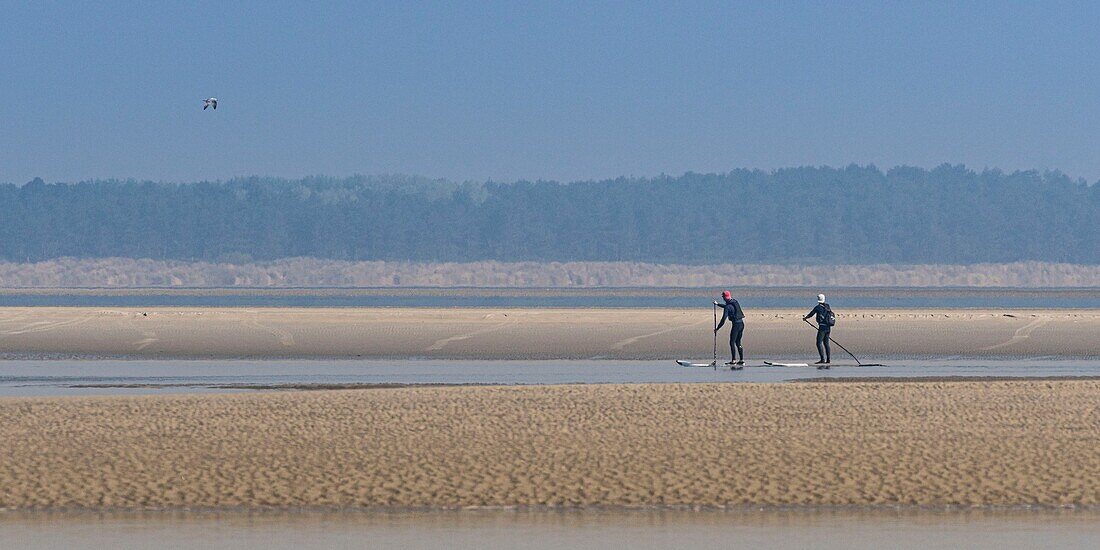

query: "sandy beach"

left=0, top=307, right=1096, bottom=359
left=1, top=381, right=1098, bottom=509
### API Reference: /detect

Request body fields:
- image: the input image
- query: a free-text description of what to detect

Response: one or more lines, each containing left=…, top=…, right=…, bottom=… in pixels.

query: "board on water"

left=676, top=360, right=716, bottom=368
left=763, top=361, right=811, bottom=367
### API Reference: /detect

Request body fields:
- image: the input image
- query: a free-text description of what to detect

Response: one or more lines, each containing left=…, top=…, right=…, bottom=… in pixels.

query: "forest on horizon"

left=2, top=165, right=1097, bottom=265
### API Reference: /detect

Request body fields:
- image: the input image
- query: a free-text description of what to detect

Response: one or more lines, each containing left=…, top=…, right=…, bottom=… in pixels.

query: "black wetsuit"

left=715, top=298, right=745, bottom=361
left=805, top=303, right=832, bottom=362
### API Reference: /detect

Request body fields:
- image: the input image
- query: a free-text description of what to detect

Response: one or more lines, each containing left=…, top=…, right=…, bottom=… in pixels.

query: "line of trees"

left=1, top=165, right=1096, bottom=264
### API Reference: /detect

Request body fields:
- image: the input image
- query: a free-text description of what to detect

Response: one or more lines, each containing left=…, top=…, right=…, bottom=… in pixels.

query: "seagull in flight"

left=203, top=98, right=218, bottom=110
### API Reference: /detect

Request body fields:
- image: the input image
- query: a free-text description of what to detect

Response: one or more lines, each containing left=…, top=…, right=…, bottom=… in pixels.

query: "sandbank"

left=0, top=307, right=1096, bottom=359
left=1, top=381, right=1099, bottom=509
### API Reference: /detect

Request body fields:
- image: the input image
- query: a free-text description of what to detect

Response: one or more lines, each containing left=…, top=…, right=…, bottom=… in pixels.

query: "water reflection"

left=2, top=508, right=1098, bottom=549
left=1, top=359, right=1098, bottom=397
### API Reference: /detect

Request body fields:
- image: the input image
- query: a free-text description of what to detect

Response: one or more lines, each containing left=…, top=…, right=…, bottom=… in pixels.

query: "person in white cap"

left=803, top=293, right=835, bottom=364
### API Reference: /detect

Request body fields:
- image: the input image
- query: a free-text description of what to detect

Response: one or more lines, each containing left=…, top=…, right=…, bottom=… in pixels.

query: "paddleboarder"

left=713, top=291, right=745, bottom=366
left=803, top=294, right=834, bottom=365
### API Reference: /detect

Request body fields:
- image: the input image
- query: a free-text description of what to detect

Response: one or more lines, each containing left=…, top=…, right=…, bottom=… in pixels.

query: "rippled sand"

left=0, top=307, right=1096, bottom=358
left=2, top=381, right=1098, bottom=509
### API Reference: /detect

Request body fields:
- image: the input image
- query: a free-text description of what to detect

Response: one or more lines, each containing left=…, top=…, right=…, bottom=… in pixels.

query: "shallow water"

left=0, top=358, right=1097, bottom=396
left=2, top=287, right=1098, bottom=308
left=2, top=508, right=1098, bottom=549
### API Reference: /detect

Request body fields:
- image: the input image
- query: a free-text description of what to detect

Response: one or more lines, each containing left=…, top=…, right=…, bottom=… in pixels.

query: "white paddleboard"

left=676, top=360, right=715, bottom=367
left=763, top=361, right=811, bottom=367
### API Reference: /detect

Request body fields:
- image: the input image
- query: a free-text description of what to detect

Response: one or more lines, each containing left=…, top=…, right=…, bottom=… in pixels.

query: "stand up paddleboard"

left=677, top=360, right=745, bottom=370
left=676, top=360, right=715, bottom=368
left=763, top=361, right=811, bottom=367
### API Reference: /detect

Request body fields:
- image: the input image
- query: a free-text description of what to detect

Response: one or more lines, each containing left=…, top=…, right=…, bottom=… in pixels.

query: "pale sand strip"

left=1, top=382, right=1099, bottom=509
left=0, top=307, right=1097, bottom=358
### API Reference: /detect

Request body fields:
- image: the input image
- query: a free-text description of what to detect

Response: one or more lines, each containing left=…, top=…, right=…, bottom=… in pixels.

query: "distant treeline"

left=2, top=165, right=1097, bottom=264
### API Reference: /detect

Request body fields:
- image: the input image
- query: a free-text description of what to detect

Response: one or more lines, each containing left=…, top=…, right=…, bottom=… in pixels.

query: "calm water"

left=0, top=359, right=1097, bottom=396
left=2, top=287, right=1098, bottom=308
left=2, top=509, right=1098, bottom=549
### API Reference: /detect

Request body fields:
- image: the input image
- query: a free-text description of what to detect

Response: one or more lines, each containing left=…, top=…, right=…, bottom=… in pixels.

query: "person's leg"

left=733, top=322, right=744, bottom=362
left=816, top=329, right=827, bottom=363
left=728, top=327, right=737, bottom=362
left=823, top=329, right=831, bottom=363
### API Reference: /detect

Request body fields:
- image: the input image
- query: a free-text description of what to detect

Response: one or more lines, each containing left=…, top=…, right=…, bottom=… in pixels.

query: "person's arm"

left=803, top=305, right=819, bottom=321
left=714, top=304, right=727, bottom=331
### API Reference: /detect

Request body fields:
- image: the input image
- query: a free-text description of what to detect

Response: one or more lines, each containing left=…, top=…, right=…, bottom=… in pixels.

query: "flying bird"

left=203, top=98, right=218, bottom=110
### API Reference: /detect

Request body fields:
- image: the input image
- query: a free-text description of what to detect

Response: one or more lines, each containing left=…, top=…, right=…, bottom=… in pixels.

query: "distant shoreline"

left=1, top=258, right=1097, bottom=288
left=2, top=286, right=1099, bottom=312
left=2, top=286, right=1099, bottom=296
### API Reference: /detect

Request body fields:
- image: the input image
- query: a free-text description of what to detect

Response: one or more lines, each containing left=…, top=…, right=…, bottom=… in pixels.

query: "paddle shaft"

left=712, top=302, right=718, bottom=369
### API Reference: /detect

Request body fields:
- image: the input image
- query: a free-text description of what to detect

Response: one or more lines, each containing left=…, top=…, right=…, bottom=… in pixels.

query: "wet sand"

left=5, top=508, right=1100, bottom=549
left=2, top=381, right=1099, bottom=509
left=0, top=307, right=1096, bottom=359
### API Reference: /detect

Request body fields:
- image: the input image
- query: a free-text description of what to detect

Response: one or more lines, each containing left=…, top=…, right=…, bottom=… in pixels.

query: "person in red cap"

left=713, top=290, right=746, bottom=366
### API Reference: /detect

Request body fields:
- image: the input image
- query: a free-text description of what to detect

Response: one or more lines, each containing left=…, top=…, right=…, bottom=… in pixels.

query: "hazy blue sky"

left=3, top=1, right=1100, bottom=184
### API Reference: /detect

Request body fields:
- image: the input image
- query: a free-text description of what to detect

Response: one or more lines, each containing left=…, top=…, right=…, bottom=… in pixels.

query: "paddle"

left=675, top=302, right=721, bottom=369
left=712, top=302, right=718, bottom=370
left=802, top=318, right=886, bottom=367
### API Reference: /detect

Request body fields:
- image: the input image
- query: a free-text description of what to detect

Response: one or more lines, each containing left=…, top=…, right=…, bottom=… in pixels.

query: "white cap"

left=817, top=294, right=826, bottom=303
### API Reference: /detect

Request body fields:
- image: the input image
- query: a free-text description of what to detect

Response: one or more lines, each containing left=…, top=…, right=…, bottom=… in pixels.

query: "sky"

left=3, top=1, right=1100, bottom=184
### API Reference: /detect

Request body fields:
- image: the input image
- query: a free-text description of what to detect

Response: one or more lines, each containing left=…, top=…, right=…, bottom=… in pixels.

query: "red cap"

left=721, top=291, right=731, bottom=300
